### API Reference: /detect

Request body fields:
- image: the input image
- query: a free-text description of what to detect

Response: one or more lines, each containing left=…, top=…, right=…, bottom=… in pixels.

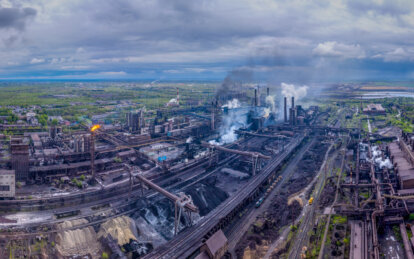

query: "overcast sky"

left=1, top=0, right=414, bottom=82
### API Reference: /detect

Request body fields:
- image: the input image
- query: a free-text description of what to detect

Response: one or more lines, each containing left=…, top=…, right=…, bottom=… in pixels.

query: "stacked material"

left=98, top=216, right=138, bottom=246
left=55, top=219, right=101, bottom=258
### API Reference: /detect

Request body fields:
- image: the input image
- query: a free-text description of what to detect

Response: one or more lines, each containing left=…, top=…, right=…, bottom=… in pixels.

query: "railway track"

left=288, top=142, right=335, bottom=259
left=0, top=153, right=238, bottom=231
left=143, top=134, right=306, bottom=259
left=1, top=135, right=251, bottom=213
left=226, top=138, right=317, bottom=258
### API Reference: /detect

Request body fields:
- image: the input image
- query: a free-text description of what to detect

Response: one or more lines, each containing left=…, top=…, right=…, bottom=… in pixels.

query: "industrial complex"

left=0, top=81, right=413, bottom=259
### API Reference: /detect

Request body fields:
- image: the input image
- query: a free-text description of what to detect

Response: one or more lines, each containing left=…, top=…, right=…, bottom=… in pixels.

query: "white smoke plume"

left=210, top=99, right=247, bottom=145
left=222, top=98, right=241, bottom=109
left=166, top=98, right=179, bottom=106
left=265, top=95, right=276, bottom=113
left=281, top=83, right=308, bottom=102
left=263, top=108, right=270, bottom=118
left=371, top=146, right=393, bottom=169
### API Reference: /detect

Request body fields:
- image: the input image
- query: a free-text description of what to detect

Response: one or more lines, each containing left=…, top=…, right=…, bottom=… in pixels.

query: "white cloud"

left=97, top=71, right=126, bottom=76
left=30, top=58, right=45, bottom=64
left=373, top=47, right=414, bottom=62
left=7, top=61, right=19, bottom=66
left=1, top=0, right=414, bottom=79
left=313, top=41, right=366, bottom=59
left=76, top=47, right=85, bottom=54
left=60, top=65, right=90, bottom=70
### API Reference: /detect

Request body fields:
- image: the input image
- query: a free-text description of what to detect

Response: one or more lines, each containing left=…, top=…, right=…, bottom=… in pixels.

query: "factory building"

left=389, top=141, right=414, bottom=190
left=363, top=103, right=386, bottom=115
left=0, top=170, right=15, bottom=198
left=126, top=110, right=145, bottom=132
left=73, top=134, right=91, bottom=153
left=10, top=137, right=29, bottom=182
left=196, top=230, right=228, bottom=259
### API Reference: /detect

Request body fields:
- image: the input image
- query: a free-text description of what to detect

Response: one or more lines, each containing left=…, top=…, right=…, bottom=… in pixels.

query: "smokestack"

left=254, top=89, right=257, bottom=106
left=267, top=87, right=269, bottom=97
left=291, top=96, right=295, bottom=109
left=211, top=101, right=215, bottom=130
left=284, top=97, right=287, bottom=123
left=177, top=87, right=179, bottom=105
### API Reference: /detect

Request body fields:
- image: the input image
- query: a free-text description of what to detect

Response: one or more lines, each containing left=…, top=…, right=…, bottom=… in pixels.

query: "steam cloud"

left=222, top=99, right=241, bottom=109
left=281, top=83, right=308, bottom=103
left=371, top=145, right=393, bottom=169
left=210, top=99, right=247, bottom=145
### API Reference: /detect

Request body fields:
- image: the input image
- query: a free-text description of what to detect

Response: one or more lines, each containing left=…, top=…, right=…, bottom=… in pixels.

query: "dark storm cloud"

left=346, top=0, right=411, bottom=16
left=0, top=7, right=36, bottom=31
left=1, top=0, right=414, bottom=80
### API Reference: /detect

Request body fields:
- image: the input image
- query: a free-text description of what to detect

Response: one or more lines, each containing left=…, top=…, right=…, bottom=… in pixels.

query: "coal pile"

left=319, top=177, right=336, bottom=209
left=235, top=195, right=301, bottom=258
left=185, top=177, right=229, bottom=216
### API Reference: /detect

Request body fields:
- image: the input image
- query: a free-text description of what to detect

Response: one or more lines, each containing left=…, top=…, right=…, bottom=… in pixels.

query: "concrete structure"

left=126, top=110, right=145, bottom=132
left=10, top=137, right=29, bottom=182
left=389, top=142, right=414, bottom=189
left=73, top=134, right=91, bottom=153
left=198, top=230, right=228, bottom=259
left=0, top=170, right=15, bottom=198
left=289, top=96, right=296, bottom=125
left=363, top=104, right=386, bottom=115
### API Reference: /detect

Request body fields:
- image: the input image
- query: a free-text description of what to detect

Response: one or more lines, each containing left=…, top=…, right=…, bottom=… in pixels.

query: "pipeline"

left=383, top=194, right=414, bottom=200
left=371, top=210, right=383, bottom=259
left=400, top=222, right=414, bottom=259
left=235, top=131, right=289, bottom=139
left=201, top=142, right=271, bottom=160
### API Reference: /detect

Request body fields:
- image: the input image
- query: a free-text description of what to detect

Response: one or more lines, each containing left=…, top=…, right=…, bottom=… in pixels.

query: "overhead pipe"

left=136, top=174, right=198, bottom=213
left=201, top=142, right=271, bottom=160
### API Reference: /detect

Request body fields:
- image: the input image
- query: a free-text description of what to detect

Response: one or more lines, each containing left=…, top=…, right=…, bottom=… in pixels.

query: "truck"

left=308, top=197, right=314, bottom=205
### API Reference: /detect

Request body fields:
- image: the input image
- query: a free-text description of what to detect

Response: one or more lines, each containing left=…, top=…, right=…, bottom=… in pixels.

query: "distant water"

left=359, top=91, right=414, bottom=99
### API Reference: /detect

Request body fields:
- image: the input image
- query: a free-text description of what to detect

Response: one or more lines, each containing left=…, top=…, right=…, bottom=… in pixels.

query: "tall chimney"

left=284, top=97, right=287, bottom=122
left=177, top=87, right=179, bottom=105
left=267, top=87, right=269, bottom=97
left=211, top=101, right=215, bottom=130
left=291, top=96, right=295, bottom=109
left=254, top=89, right=257, bottom=106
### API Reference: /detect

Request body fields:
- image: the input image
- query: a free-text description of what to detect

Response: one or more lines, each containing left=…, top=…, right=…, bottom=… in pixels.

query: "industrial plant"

left=0, top=77, right=412, bottom=259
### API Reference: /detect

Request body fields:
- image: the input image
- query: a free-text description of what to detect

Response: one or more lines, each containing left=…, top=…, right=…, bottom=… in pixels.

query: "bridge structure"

left=202, top=141, right=271, bottom=175
left=135, top=172, right=198, bottom=235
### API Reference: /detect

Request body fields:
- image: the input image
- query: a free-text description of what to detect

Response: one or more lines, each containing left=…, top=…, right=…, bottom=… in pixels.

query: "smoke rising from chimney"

left=210, top=99, right=247, bottom=145
left=281, top=83, right=308, bottom=104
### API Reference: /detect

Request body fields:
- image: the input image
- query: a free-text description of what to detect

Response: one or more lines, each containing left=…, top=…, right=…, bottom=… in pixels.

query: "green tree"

left=37, top=114, right=48, bottom=126
left=7, top=113, right=18, bottom=123
left=51, top=118, right=59, bottom=126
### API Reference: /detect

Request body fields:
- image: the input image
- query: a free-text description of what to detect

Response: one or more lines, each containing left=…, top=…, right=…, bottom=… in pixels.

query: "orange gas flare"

left=91, top=124, right=101, bottom=132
